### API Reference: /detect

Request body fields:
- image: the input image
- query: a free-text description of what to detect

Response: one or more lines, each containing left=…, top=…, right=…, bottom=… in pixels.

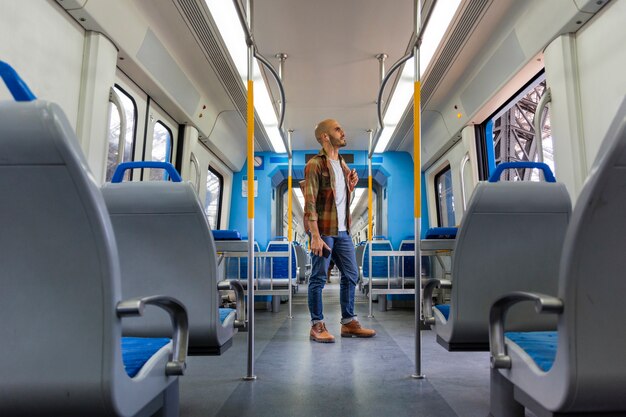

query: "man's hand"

left=310, top=235, right=331, bottom=258
left=349, top=169, right=358, bottom=190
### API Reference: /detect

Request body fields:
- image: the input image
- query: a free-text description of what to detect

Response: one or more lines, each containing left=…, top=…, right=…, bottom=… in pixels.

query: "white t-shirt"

left=330, top=159, right=347, bottom=232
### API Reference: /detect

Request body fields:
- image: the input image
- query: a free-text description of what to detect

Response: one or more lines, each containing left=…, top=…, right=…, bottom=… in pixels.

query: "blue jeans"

left=308, top=231, right=358, bottom=324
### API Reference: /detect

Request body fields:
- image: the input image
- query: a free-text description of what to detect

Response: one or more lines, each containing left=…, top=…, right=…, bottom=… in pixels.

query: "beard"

left=330, top=136, right=347, bottom=147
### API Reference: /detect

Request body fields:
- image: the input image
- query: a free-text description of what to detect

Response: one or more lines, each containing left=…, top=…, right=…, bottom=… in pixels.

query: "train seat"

left=293, top=242, right=311, bottom=283
left=212, top=229, right=242, bottom=240
left=102, top=179, right=244, bottom=355
left=361, top=239, right=398, bottom=290
left=262, top=240, right=299, bottom=292
left=489, top=100, right=626, bottom=417
left=0, top=99, right=187, bottom=416
left=425, top=163, right=571, bottom=351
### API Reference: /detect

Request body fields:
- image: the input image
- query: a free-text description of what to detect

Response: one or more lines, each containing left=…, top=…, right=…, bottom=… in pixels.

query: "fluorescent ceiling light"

left=205, top=0, right=286, bottom=153
left=374, top=0, right=462, bottom=153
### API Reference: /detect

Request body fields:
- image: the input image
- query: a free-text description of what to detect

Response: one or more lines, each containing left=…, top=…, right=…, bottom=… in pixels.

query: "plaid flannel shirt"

left=303, top=148, right=353, bottom=236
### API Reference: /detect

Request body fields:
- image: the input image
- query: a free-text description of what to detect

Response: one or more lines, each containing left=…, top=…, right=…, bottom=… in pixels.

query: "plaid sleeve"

left=304, top=159, right=320, bottom=222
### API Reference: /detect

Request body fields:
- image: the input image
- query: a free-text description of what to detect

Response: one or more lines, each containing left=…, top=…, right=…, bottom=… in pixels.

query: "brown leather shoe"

left=341, top=320, right=376, bottom=338
left=310, top=322, right=335, bottom=343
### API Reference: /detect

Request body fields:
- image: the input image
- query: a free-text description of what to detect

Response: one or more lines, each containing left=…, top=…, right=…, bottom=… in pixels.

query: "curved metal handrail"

left=533, top=87, right=551, bottom=163
left=109, top=87, right=127, bottom=166
left=190, top=152, right=201, bottom=194
left=253, top=51, right=289, bottom=153
left=460, top=153, right=470, bottom=212
left=369, top=52, right=413, bottom=158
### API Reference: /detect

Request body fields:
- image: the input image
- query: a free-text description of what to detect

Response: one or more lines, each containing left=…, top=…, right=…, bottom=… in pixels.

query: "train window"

left=489, top=77, right=554, bottom=181
left=150, top=121, right=172, bottom=181
left=205, top=166, right=223, bottom=230
left=434, top=165, right=455, bottom=227
left=105, top=86, right=137, bottom=181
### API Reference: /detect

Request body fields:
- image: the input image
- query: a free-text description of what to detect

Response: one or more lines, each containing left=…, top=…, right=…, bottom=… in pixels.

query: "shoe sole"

left=340, top=333, right=376, bottom=338
left=310, top=336, right=335, bottom=343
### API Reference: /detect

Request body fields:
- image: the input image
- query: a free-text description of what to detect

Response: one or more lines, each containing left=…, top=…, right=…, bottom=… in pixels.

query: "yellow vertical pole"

left=412, top=0, right=425, bottom=380
left=243, top=0, right=256, bottom=382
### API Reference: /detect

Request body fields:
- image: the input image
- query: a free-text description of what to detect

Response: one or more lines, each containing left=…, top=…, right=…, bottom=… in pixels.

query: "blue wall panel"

left=229, top=150, right=423, bottom=249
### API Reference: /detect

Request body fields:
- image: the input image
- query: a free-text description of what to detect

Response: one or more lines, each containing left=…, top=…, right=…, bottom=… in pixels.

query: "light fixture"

left=205, top=0, right=286, bottom=153
left=374, top=0, right=462, bottom=153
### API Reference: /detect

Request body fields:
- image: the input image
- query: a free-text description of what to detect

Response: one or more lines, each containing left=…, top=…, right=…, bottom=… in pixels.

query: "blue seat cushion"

left=121, top=337, right=170, bottom=378
left=434, top=304, right=450, bottom=320
left=219, top=307, right=235, bottom=324
left=425, top=227, right=457, bottom=239
left=505, top=331, right=557, bottom=372
left=212, top=230, right=241, bottom=240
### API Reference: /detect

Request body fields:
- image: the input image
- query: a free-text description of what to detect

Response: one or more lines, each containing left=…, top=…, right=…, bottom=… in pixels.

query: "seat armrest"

left=218, top=280, right=247, bottom=330
left=421, top=279, right=451, bottom=325
left=117, top=295, right=189, bottom=376
left=489, top=291, right=563, bottom=369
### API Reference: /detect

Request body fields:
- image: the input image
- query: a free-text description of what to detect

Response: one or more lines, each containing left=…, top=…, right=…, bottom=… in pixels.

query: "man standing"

left=304, top=119, right=376, bottom=343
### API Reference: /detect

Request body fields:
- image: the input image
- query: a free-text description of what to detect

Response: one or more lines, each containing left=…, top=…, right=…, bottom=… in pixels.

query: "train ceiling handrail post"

left=366, top=129, right=374, bottom=318
left=287, top=129, right=294, bottom=319
left=242, top=0, right=257, bottom=382
left=253, top=51, right=290, bottom=157
left=412, top=0, right=427, bottom=381
left=369, top=0, right=438, bottom=158
left=233, top=0, right=290, bottom=157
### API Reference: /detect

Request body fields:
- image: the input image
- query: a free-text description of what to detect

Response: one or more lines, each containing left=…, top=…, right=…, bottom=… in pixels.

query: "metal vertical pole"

left=376, top=53, right=388, bottom=90
left=412, top=0, right=425, bottom=380
left=287, top=129, right=293, bottom=319
left=367, top=129, right=374, bottom=318
left=244, top=0, right=256, bottom=381
left=275, top=53, right=288, bottom=116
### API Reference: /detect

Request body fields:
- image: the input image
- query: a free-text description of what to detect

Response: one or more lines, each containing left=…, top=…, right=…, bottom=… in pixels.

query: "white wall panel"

left=545, top=0, right=626, bottom=201
left=0, top=1, right=84, bottom=127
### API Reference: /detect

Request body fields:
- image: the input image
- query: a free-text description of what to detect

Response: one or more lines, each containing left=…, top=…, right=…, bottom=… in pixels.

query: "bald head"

left=314, top=119, right=337, bottom=144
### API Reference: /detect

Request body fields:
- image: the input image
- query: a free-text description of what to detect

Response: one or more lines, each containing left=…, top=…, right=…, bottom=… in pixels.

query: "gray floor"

left=179, top=281, right=496, bottom=417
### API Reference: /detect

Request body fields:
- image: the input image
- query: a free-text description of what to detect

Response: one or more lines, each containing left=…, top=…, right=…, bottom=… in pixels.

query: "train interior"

left=1, top=0, right=626, bottom=416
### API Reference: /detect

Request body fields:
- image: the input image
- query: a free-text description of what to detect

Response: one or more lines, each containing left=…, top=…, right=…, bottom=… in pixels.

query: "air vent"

left=389, top=0, right=492, bottom=150
left=173, top=0, right=270, bottom=149
left=421, top=0, right=491, bottom=104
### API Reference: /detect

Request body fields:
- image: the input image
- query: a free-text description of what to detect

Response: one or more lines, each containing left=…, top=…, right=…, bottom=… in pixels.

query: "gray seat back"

left=294, top=244, right=309, bottom=281
left=0, top=101, right=176, bottom=416
left=102, top=181, right=234, bottom=354
left=439, top=180, right=571, bottom=346
left=552, top=103, right=626, bottom=409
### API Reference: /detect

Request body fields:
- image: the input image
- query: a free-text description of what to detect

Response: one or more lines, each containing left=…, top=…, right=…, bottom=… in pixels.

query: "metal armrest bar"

left=489, top=291, right=563, bottom=369
left=218, top=280, right=247, bottom=330
left=421, top=278, right=451, bottom=325
left=117, top=295, right=189, bottom=376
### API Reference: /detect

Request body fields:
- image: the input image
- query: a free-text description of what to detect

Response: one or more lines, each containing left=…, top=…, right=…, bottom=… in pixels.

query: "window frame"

left=434, top=164, right=455, bottom=227
left=205, top=165, right=224, bottom=230
left=105, top=84, right=138, bottom=182
left=150, top=120, right=173, bottom=181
